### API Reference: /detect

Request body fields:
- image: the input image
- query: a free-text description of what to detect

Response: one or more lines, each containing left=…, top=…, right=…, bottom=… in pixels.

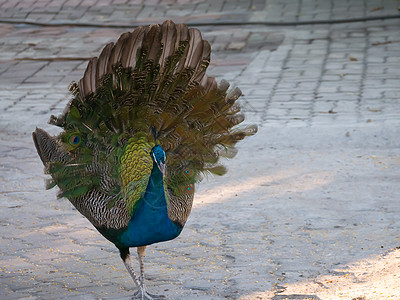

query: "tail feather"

left=124, top=27, right=146, bottom=69
left=143, top=24, right=162, bottom=63
left=159, top=21, right=177, bottom=68
left=185, top=28, right=203, bottom=70
left=174, top=23, right=190, bottom=74
left=109, top=32, right=130, bottom=68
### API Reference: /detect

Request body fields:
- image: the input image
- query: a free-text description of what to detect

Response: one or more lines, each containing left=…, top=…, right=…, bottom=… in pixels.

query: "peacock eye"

left=69, top=134, right=81, bottom=146
left=185, top=185, right=194, bottom=194
left=184, top=169, right=192, bottom=176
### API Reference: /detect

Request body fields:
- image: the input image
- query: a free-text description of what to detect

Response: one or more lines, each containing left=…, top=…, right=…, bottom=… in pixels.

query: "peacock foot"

left=133, top=288, right=166, bottom=300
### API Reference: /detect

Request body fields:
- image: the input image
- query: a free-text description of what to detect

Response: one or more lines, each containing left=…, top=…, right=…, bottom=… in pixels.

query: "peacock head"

left=151, top=145, right=166, bottom=176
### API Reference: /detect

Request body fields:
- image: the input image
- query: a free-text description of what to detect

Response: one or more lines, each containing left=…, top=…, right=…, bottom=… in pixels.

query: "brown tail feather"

left=159, top=20, right=177, bottom=68
left=96, top=42, right=114, bottom=84
left=124, top=27, right=146, bottom=69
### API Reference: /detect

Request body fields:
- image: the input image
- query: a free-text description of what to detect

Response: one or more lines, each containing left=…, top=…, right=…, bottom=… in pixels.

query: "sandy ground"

left=244, top=248, right=400, bottom=299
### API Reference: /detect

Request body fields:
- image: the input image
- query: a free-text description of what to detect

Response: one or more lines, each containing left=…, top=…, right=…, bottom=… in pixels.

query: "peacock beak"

left=158, top=162, right=166, bottom=176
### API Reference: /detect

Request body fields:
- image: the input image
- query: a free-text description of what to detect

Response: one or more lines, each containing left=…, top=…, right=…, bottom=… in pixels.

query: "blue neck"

left=145, top=161, right=165, bottom=207
left=119, top=162, right=182, bottom=247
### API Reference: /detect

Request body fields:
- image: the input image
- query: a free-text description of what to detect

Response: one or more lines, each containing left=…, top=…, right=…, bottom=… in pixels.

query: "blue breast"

left=119, top=163, right=182, bottom=247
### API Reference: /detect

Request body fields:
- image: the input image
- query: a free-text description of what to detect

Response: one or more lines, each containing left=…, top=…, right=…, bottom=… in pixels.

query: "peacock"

left=32, top=20, right=257, bottom=299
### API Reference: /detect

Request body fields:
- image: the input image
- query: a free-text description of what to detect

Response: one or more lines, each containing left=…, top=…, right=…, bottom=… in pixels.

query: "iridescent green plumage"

left=32, top=20, right=257, bottom=299
left=119, top=136, right=153, bottom=213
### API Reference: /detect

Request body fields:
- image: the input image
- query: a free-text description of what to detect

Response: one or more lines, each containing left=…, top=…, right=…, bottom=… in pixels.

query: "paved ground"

left=1, top=0, right=400, bottom=299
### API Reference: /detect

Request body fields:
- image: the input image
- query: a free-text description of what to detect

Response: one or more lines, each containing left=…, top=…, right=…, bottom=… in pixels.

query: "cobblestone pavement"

left=1, top=0, right=400, bottom=299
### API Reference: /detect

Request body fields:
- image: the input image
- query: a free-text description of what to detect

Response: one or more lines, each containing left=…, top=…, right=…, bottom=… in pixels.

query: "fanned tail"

left=46, top=20, right=256, bottom=223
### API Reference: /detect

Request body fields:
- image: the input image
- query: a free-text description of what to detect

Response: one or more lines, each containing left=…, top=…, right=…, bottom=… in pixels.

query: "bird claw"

left=133, top=288, right=165, bottom=300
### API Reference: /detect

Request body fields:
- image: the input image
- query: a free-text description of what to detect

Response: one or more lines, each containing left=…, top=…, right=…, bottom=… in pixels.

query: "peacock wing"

left=33, top=112, right=153, bottom=217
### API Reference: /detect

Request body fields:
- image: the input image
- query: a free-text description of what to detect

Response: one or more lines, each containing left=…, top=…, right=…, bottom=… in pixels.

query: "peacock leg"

left=132, top=246, right=165, bottom=300
left=119, top=247, right=141, bottom=288
left=137, top=246, right=146, bottom=287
